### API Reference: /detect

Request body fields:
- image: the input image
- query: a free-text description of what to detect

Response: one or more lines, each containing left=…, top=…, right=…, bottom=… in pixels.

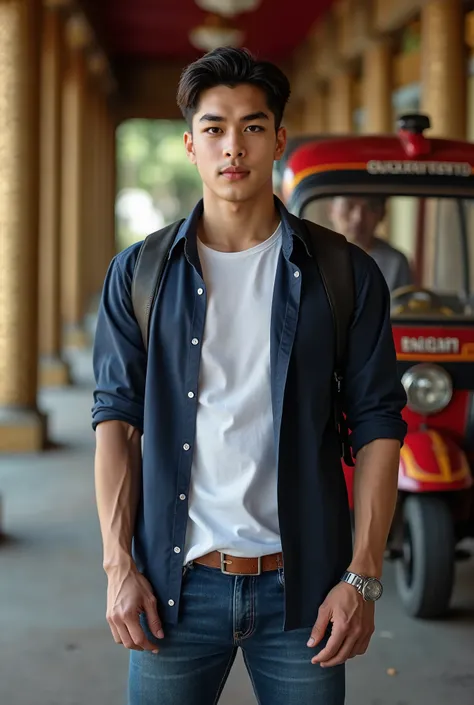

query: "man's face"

left=328, top=196, right=385, bottom=247
left=184, top=84, right=286, bottom=204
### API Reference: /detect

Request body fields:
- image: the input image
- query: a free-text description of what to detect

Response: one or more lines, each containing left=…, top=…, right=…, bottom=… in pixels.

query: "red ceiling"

left=86, top=0, right=335, bottom=62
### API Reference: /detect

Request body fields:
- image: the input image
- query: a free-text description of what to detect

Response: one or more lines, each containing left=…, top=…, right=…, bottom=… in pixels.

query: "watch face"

left=362, top=578, right=383, bottom=601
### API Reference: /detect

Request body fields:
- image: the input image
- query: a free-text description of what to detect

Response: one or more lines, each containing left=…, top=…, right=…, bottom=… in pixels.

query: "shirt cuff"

left=92, top=409, right=144, bottom=433
left=350, top=420, right=407, bottom=458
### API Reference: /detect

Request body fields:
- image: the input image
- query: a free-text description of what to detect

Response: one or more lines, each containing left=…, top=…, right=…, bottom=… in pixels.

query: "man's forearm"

left=94, top=420, right=142, bottom=574
left=348, top=438, right=400, bottom=578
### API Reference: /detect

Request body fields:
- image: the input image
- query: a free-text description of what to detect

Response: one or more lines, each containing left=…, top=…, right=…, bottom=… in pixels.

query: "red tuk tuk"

left=284, top=114, right=474, bottom=619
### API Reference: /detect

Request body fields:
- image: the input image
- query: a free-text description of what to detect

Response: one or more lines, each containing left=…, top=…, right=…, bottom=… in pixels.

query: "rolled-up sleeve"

left=344, top=246, right=407, bottom=457
left=92, top=249, right=146, bottom=432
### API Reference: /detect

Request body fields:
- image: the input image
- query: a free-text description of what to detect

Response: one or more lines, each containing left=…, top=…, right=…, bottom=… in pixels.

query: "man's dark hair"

left=177, top=47, right=291, bottom=129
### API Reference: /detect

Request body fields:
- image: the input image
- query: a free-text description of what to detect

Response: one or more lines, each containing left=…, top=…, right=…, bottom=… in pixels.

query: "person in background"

left=329, top=196, right=413, bottom=292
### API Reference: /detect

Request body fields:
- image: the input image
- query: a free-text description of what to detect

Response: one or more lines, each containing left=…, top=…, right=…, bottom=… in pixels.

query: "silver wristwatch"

left=341, top=571, right=383, bottom=601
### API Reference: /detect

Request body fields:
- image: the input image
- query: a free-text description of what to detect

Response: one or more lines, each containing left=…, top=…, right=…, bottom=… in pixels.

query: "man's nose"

left=224, top=134, right=246, bottom=159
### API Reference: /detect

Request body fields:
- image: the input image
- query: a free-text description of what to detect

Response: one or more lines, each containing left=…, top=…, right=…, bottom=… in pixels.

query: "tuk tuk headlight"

left=401, top=364, right=453, bottom=415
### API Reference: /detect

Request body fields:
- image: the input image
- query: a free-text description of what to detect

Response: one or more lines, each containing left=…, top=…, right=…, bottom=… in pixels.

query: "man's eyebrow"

left=241, top=111, right=269, bottom=122
left=199, top=113, right=224, bottom=123
left=198, top=111, right=270, bottom=123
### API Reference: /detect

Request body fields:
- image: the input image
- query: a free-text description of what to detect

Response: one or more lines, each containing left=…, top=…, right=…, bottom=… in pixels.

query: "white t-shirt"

left=184, top=224, right=283, bottom=562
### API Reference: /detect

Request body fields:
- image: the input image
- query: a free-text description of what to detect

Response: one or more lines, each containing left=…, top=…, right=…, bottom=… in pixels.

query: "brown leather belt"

left=193, top=550, right=283, bottom=576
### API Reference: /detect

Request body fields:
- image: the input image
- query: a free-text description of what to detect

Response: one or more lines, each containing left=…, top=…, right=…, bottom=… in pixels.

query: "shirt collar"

left=168, top=196, right=312, bottom=261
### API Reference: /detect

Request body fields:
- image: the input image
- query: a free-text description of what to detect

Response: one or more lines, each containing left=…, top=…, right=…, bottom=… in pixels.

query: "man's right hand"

left=106, top=567, right=164, bottom=652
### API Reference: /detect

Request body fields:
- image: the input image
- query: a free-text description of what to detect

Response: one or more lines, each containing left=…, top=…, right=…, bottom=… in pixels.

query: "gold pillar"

left=86, top=85, right=116, bottom=306
left=303, top=88, right=328, bottom=135
left=81, top=72, right=96, bottom=312
left=363, top=41, right=393, bottom=134
left=421, top=0, right=466, bottom=139
left=38, top=5, right=71, bottom=387
left=0, top=0, right=47, bottom=451
left=61, top=17, right=89, bottom=348
left=328, top=72, right=353, bottom=134
left=104, top=104, right=117, bottom=274
left=90, top=92, right=105, bottom=305
left=284, top=98, right=305, bottom=138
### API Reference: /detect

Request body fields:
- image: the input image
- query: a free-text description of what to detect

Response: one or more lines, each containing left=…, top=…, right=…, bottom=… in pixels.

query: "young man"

left=92, top=48, right=407, bottom=705
left=328, top=196, right=413, bottom=292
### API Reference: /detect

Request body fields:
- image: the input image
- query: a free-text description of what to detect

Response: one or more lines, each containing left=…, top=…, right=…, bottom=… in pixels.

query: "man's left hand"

left=307, top=582, right=375, bottom=667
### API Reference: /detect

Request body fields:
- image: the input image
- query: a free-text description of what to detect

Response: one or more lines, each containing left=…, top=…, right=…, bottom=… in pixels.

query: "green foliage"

left=116, top=119, right=202, bottom=250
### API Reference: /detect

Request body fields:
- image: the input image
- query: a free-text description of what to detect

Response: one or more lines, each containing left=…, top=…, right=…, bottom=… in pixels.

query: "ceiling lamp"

left=189, top=14, right=244, bottom=52
left=195, top=0, right=261, bottom=18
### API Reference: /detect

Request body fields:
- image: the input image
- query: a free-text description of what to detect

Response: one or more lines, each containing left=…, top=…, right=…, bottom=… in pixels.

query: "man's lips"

left=220, top=166, right=250, bottom=181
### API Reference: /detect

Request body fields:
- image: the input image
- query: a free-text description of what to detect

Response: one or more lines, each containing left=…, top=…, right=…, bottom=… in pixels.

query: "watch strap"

left=341, top=570, right=365, bottom=594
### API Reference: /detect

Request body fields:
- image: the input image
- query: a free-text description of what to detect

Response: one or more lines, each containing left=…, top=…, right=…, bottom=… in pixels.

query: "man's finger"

left=307, top=607, right=331, bottom=647
left=311, top=625, right=347, bottom=664
left=145, top=600, right=165, bottom=640
left=108, top=619, right=122, bottom=645
left=318, top=636, right=358, bottom=667
left=349, top=635, right=371, bottom=658
left=126, top=615, right=160, bottom=653
left=114, top=620, right=144, bottom=652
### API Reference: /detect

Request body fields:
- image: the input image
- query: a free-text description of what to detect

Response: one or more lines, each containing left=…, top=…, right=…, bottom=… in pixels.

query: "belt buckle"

left=220, top=553, right=262, bottom=576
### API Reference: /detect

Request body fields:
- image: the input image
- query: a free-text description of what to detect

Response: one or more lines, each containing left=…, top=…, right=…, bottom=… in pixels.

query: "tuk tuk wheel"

left=395, top=495, right=455, bottom=619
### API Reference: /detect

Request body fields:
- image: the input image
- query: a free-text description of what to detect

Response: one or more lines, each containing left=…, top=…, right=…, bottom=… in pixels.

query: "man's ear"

left=184, top=131, right=197, bottom=165
left=274, top=126, right=287, bottom=161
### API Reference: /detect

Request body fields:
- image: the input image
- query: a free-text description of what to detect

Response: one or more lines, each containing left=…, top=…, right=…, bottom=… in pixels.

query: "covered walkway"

left=1, top=1, right=474, bottom=704
left=1, top=0, right=473, bottom=453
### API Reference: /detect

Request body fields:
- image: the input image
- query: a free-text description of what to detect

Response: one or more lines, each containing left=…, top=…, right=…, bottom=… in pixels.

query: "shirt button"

left=183, top=443, right=190, bottom=451
left=168, top=599, right=175, bottom=607
left=188, top=391, right=195, bottom=398
left=174, top=546, right=181, bottom=554
left=179, top=494, right=186, bottom=500
left=197, top=288, right=204, bottom=296
left=191, top=338, right=199, bottom=345
left=294, top=270, right=300, bottom=278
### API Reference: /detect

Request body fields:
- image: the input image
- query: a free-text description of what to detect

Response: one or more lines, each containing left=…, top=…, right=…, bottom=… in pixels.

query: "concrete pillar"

left=61, top=17, right=89, bottom=348
left=0, top=0, right=47, bottom=451
left=363, top=41, right=393, bottom=134
left=38, top=5, right=72, bottom=387
left=421, top=0, right=466, bottom=138
left=328, top=72, right=353, bottom=134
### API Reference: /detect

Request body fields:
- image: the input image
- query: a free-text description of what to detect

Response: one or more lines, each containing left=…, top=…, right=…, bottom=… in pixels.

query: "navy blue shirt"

left=92, top=199, right=407, bottom=631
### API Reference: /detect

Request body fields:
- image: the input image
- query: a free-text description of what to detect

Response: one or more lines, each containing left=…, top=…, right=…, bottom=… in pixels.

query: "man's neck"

left=354, top=234, right=376, bottom=253
left=199, top=186, right=280, bottom=253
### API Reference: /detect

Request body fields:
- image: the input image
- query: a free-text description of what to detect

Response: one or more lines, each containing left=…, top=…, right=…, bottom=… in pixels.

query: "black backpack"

left=131, top=219, right=355, bottom=466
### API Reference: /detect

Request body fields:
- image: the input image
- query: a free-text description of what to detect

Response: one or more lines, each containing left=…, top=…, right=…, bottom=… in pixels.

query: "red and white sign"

left=393, top=326, right=474, bottom=361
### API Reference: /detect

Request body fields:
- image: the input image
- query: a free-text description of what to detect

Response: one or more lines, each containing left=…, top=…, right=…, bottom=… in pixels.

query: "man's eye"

left=245, top=125, right=264, bottom=132
left=205, top=127, right=222, bottom=134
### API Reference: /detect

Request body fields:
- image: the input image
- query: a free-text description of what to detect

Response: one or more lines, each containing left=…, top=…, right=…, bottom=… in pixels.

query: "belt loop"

left=276, top=553, right=284, bottom=570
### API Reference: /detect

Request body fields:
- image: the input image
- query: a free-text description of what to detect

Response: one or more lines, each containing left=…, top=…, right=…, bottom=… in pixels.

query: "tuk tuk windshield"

left=302, top=195, right=474, bottom=316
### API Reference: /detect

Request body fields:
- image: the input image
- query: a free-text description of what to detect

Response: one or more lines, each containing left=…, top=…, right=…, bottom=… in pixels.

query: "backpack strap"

left=303, top=219, right=356, bottom=466
left=131, top=220, right=185, bottom=351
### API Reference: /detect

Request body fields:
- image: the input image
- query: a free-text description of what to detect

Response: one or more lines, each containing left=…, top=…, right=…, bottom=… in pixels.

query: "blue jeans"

left=128, top=563, right=345, bottom=704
